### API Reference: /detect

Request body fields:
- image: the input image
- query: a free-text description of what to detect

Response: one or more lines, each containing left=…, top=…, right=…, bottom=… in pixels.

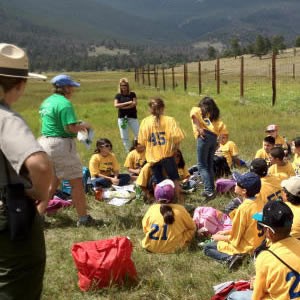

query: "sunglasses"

left=258, top=222, right=275, bottom=234
left=120, top=84, right=128, bottom=87
left=266, top=130, right=275, bottom=133
left=100, top=144, right=111, bottom=148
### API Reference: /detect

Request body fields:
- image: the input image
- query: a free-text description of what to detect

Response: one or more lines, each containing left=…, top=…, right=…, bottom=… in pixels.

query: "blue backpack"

left=61, top=167, right=92, bottom=195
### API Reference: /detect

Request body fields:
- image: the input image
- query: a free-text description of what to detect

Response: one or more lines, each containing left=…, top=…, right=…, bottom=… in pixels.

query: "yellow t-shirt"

left=292, top=153, right=300, bottom=176
left=268, top=161, right=296, bottom=178
left=253, top=237, right=300, bottom=300
left=260, top=174, right=283, bottom=202
left=142, top=203, right=196, bottom=253
left=255, top=148, right=272, bottom=166
left=89, top=152, right=119, bottom=178
left=135, top=162, right=152, bottom=188
left=216, top=141, right=239, bottom=167
left=138, top=115, right=184, bottom=164
left=217, top=196, right=265, bottom=255
left=190, top=107, right=226, bottom=139
left=124, top=149, right=146, bottom=170
left=286, top=202, right=300, bottom=239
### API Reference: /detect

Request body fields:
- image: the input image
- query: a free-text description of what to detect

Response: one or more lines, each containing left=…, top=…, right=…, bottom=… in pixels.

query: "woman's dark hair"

left=174, top=149, right=185, bottom=169
left=283, top=187, right=300, bottom=205
left=0, top=76, right=27, bottom=93
left=149, top=98, right=165, bottom=122
left=94, top=138, right=113, bottom=153
left=198, top=97, right=220, bottom=121
left=160, top=204, right=175, bottom=224
left=293, top=137, right=300, bottom=148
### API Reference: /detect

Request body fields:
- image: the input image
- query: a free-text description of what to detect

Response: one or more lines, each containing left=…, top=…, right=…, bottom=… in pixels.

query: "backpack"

left=216, top=178, right=236, bottom=194
left=71, top=236, right=137, bottom=291
left=193, top=207, right=232, bottom=235
left=61, top=167, right=92, bottom=195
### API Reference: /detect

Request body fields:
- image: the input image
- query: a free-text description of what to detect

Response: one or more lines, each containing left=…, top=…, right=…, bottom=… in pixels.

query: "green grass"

left=15, top=70, right=300, bottom=299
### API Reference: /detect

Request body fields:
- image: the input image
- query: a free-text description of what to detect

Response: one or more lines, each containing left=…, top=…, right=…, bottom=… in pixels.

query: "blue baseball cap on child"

left=51, top=74, right=80, bottom=87
left=233, top=172, right=261, bottom=195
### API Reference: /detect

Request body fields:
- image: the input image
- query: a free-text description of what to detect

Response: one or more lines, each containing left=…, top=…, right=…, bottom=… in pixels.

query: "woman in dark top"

left=114, top=78, right=139, bottom=152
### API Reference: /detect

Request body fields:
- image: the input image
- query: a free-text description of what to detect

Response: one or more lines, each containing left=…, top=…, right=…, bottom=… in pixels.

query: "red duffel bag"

left=71, top=236, right=137, bottom=291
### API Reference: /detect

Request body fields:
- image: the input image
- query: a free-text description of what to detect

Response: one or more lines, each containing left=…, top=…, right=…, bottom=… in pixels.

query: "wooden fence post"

left=154, top=65, right=158, bottom=88
left=184, top=64, right=188, bottom=92
left=272, top=53, right=276, bottom=106
left=162, top=67, right=166, bottom=91
left=216, top=58, right=220, bottom=94
left=142, top=67, right=145, bottom=85
left=240, top=56, right=244, bottom=98
left=198, top=61, right=202, bottom=95
left=293, top=64, right=295, bottom=79
left=147, top=64, right=151, bottom=86
left=172, top=67, right=175, bottom=90
left=136, top=68, right=139, bottom=83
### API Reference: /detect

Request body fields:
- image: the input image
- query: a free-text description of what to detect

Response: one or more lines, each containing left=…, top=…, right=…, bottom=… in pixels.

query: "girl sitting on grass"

left=89, top=138, right=130, bottom=188
left=124, top=139, right=146, bottom=181
left=142, top=179, right=196, bottom=253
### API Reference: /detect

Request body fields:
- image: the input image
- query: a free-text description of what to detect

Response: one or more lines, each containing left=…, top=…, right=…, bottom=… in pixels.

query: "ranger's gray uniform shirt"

left=0, top=103, right=45, bottom=188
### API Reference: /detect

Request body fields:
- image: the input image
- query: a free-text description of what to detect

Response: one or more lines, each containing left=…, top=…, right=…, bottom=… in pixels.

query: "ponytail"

left=160, top=204, right=175, bottom=225
left=148, top=97, right=165, bottom=125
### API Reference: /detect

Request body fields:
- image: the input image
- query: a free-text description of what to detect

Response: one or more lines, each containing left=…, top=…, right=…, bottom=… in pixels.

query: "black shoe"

left=227, top=254, right=244, bottom=270
left=77, top=215, right=98, bottom=227
left=201, top=191, right=216, bottom=202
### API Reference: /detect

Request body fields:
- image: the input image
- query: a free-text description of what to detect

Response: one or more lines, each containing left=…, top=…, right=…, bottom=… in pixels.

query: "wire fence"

left=134, top=48, right=300, bottom=106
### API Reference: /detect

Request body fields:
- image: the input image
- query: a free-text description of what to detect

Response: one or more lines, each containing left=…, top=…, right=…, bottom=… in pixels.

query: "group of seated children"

left=86, top=125, right=300, bottom=298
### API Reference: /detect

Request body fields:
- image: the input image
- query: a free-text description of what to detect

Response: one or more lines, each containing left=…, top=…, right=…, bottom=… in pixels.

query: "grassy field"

left=16, top=70, right=300, bottom=300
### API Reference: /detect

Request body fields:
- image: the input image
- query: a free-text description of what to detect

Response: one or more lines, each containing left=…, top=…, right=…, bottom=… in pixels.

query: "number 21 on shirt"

left=149, top=224, right=168, bottom=240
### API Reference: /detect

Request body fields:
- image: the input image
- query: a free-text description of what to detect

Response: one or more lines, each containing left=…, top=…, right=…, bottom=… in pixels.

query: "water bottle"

left=121, top=116, right=128, bottom=129
left=135, top=185, right=143, bottom=202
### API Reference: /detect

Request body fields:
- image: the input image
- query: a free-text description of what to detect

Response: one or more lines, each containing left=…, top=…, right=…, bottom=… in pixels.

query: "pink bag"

left=216, top=178, right=236, bottom=193
left=46, top=198, right=73, bottom=215
left=193, top=207, right=232, bottom=235
left=71, top=236, right=137, bottom=291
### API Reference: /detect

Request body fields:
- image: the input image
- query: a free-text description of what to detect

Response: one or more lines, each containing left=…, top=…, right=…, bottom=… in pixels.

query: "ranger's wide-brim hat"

left=0, top=43, right=46, bottom=79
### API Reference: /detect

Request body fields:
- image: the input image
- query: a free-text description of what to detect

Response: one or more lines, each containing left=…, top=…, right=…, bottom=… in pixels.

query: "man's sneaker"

left=201, top=191, right=216, bottom=202
left=227, top=254, right=244, bottom=270
left=77, top=215, right=97, bottom=227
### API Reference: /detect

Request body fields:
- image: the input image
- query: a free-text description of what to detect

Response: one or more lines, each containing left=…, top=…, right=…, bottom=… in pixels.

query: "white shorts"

left=38, top=136, right=82, bottom=180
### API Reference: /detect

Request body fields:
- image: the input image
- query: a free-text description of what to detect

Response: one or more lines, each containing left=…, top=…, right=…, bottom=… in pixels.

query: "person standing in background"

left=190, top=97, right=226, bottom=201
left=0, top=43, right=53, bottom=299
left=39, top=74, right=95, bottom=227
left=114, top=78, right=139, bottom=152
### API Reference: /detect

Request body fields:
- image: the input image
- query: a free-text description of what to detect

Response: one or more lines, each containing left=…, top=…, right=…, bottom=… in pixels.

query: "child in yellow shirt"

left=89, top=138, right=130, bottom=188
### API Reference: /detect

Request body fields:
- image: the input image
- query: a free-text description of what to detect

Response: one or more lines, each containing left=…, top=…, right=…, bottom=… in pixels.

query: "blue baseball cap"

left=51, top=74, right=80, bottom=87
left=234, top=172, right=261, bottom=195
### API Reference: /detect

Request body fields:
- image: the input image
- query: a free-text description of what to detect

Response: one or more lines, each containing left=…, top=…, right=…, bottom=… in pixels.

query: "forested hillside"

left=1, top=0, right=300, bottom=71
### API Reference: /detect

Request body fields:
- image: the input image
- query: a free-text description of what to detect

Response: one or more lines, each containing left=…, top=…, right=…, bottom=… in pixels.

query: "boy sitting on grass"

left=204, top=172, right=265, bottom=269
left=255, top=135, right=275, bottom=167
left=228, top=200, right=300, bottom=300
left=268, top=147, right=295, bottom=179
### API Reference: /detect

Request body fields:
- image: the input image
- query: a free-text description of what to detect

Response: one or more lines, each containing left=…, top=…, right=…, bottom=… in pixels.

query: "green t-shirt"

left=39, top=94, right=78, bottom=138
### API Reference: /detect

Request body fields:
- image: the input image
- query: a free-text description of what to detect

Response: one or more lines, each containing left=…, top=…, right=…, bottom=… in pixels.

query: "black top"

left=115, top=92, right=137, bottom=118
